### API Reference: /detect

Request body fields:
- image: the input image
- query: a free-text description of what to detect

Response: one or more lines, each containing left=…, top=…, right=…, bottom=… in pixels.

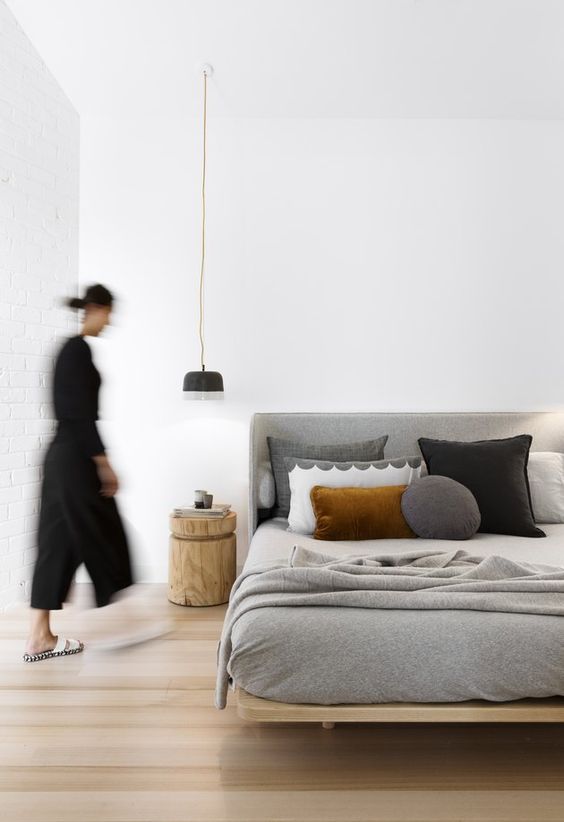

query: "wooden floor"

left=2, top=584, right=564, bottom=822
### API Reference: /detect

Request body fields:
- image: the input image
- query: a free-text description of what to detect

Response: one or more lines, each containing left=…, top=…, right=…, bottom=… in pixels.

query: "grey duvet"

left=216, top=546, right=564, bottom=708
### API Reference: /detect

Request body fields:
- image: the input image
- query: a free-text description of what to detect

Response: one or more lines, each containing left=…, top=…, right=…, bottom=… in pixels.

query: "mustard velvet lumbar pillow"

left=310, top=485, right=416, bottom=541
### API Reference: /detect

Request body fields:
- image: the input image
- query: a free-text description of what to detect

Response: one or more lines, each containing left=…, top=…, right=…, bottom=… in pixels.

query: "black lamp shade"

left=183, top=369, right=224, bottom=400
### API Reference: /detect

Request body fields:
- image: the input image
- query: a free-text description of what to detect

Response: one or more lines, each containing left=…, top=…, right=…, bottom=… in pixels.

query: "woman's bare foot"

left=25, top=631, right=57, bottom=656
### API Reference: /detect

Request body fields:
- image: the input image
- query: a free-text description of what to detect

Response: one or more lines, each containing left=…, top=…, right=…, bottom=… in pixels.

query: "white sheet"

left=246, top=518, right=564, bottom=569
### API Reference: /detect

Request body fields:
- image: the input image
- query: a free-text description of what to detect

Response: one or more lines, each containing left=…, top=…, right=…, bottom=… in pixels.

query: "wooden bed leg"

left=322, top=721, right=335, bottom=730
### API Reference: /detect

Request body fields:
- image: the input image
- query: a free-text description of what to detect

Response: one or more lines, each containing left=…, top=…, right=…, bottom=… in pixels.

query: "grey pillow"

left=267, top=435, right=388, bottom=518
left=401, top=475, right=481, bottom=540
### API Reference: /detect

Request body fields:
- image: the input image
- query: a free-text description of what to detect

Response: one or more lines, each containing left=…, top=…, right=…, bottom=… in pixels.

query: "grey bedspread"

left=216, top=546, right=564, bottom=708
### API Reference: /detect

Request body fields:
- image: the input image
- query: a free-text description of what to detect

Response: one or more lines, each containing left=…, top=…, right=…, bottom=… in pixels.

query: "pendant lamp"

left=183, top=65, right=224, bottom=399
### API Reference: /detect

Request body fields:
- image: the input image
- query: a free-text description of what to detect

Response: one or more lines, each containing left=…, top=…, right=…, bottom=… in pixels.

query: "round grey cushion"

left=401, top=475, right=481, bottom=540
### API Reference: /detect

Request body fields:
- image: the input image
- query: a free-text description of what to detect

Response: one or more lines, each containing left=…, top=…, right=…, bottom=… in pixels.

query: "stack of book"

left=173, top=503, right=231, bottom=519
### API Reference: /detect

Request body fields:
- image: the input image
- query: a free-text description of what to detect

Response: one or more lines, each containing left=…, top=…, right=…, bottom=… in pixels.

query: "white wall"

left=0, top=0, right=79, bottom=607
left=80, top=113, right=564, bottom=580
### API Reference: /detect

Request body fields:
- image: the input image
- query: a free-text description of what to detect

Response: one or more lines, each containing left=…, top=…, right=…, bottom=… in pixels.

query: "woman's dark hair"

left=67, top=284, right=114, bottom=310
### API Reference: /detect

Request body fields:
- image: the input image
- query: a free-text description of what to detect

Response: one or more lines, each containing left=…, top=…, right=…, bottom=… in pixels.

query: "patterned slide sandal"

left=23, top=637, right=84, bottom=663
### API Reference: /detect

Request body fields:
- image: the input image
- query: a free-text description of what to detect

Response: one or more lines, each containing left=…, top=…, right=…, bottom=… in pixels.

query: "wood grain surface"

left=169, top=512, right=237, bottom=539
left=168, top=534, right=236, bottom=606
left=169, top=512, right=236, bottom=606
left=238, top=690, right=564, bottom=724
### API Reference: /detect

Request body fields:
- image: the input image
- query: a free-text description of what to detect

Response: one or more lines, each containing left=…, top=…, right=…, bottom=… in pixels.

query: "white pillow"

left=287, top=457, right=422, bottom=535
left=528, top=452, right=564, bottom=524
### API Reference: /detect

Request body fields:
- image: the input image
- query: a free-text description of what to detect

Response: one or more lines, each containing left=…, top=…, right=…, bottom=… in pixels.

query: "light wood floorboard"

left=2, top=583, right=564, bottom=821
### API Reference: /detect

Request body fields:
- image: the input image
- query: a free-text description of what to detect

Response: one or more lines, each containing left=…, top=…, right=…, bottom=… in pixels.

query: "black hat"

left=67, top=284, right=114, bottom=309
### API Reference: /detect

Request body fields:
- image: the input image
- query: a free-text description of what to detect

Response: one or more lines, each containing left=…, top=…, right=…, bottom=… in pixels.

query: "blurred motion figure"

left=24, top=284, right=134, bottom=662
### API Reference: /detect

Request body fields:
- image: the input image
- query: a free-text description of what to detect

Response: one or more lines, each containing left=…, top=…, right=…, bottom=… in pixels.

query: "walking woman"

left=24, top=284, right=134, bottom=662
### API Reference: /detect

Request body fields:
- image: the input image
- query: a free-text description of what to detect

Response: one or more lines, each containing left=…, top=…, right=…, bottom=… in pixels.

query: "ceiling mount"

left=198, top=63, right=214, bottom=77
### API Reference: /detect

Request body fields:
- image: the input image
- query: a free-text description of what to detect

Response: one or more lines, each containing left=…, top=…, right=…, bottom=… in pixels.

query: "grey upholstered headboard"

left=249, top=412, right=564, bottom=536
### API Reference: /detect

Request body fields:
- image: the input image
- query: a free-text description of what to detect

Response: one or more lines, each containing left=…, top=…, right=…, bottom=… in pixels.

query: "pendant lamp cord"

left=198, top=69, right=208, bottom=371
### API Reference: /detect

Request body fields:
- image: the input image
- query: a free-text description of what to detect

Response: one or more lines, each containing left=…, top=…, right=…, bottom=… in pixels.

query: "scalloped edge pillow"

left=286, top=456, right=422, bottom=535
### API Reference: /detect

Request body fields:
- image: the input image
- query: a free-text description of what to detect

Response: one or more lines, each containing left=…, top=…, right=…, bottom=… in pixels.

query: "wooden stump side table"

left=168, top=512, right=237, bottom=606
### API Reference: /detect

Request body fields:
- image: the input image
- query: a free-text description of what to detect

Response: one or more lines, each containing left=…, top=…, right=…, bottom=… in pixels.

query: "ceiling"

left=6, top=0, right=564, bottom=119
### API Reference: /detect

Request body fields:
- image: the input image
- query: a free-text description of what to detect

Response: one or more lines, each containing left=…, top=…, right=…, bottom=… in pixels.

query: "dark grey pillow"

left=267, top=435, right=388, bottom=518
left=418, top=435, right=545, bottom=538
left=401, top=476, right=481, bottom=540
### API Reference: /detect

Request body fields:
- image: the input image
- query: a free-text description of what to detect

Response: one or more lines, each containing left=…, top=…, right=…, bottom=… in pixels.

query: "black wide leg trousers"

left=31, top=440, right=134, bottom=610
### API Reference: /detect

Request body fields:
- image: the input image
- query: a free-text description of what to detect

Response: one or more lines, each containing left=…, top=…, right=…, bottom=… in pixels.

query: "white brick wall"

left=0, top=0, right=79, bottom=609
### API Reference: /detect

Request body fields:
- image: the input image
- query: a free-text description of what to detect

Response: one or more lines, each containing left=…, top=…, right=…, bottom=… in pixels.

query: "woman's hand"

left=93, top=455, right=119, bottom=497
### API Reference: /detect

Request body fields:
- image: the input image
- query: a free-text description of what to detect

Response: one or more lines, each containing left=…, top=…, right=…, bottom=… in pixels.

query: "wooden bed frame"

left=240, top=412, right=564, bottom=728
left=237, top=689, right=564, bottom=728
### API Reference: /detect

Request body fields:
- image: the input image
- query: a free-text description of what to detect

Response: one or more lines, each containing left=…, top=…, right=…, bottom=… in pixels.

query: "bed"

left=223, top=412, right=564, bottom=726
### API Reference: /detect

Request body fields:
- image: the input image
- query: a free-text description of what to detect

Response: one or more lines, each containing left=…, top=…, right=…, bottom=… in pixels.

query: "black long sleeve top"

left=53, top=335, right=105, bottom=458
